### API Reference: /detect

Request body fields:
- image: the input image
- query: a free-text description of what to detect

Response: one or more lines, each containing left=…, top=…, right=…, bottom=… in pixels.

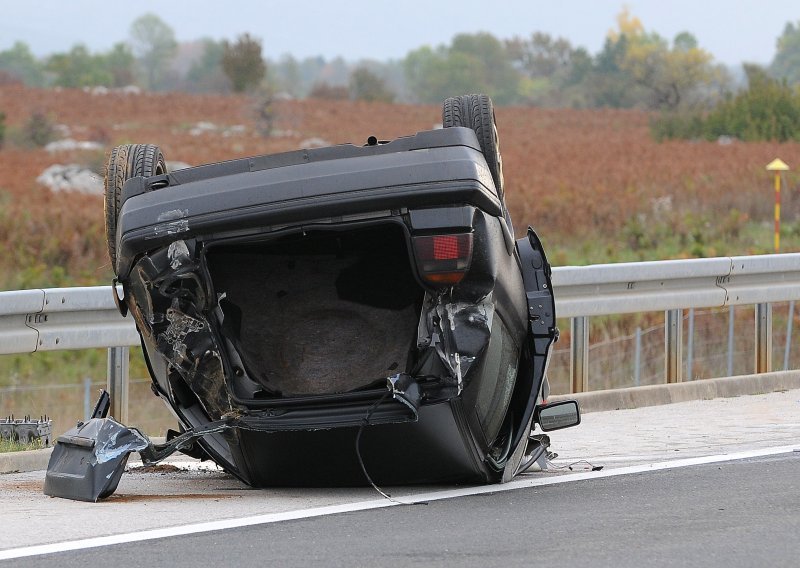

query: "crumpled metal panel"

left=415, top=292, right=495, bottom=395
left=128, top=241, right=233, bottom=419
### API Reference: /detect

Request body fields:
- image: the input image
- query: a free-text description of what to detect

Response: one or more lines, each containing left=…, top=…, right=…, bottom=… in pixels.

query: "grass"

left=547, top=219, right=800, bottom=266
left=0, top=348, right=167, bottom=438
left=0, top=438, right=44, bottom=453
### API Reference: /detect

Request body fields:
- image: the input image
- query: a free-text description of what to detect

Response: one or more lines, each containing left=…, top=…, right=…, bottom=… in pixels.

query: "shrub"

left=253, top=87, right=276, bottom=137
left=649, top=111, right=703, bottom=142
left=349, top=67, right=395, bottom=103
left=651, top=66, right=800, bottom=142
left=21, top=111, right=55, bottom=147
left=221, top=33, right=266, bottom=93
left=308, top=81, right=349, bottom=100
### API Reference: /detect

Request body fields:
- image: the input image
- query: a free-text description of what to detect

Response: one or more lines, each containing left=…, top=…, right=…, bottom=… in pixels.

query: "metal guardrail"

left=0, top=286, right=137, bottom=422
left=0, top=286, right=138, bottom=355
left=552, top=253, right=800, bottom=390
left=1, top=253, right=799, bottom=415
left=551, top=253, right=800, bottom=317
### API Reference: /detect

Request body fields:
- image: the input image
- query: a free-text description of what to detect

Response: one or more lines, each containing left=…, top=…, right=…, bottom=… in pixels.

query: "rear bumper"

left=234, top=397, right=491, bottom=486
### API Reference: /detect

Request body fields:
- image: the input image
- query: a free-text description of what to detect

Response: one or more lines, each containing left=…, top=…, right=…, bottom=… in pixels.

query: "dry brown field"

left=1, top=84, right=799, bottom=289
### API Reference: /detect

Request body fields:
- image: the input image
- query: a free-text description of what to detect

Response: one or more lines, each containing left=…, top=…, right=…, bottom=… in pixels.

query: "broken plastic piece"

left=515, top=433, right=551, bottom=475
left=90, top=390, right=110, bottom=419
left=43, top=414, right=235, bottom=502
left=44, top=417, right=149, bottom=502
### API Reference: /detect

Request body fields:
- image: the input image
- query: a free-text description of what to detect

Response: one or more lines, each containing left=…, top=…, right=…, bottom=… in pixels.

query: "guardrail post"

left=687, top=308, right=694, bottom=381
left=755, top=303, right=772, bottom=373
left=665, top=309, right=683, bottom=383
left=784, top=301, right=794, bottom=371
left=727, top=306, right=735, bottom=376
left=570, top=316, right=589, bottom=393
left=634, top=326, right=642, bottom=387
left=83, top=377, right=92, bottom=420
left=107, top=346, right=129, bottom=423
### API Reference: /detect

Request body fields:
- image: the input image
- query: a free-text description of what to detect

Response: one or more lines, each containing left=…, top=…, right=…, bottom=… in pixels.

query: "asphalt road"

left=6, top=451, right=799, bottom=568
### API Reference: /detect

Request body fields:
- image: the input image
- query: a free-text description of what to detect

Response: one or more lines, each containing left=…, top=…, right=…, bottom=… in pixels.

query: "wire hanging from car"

left=354, top=389, right=427, bottom=506
left=543, top=457, right=603, bottom=472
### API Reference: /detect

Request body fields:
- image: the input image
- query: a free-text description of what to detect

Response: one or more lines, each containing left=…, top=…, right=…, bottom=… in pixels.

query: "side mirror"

left=534, top=400, right=581, bottom=432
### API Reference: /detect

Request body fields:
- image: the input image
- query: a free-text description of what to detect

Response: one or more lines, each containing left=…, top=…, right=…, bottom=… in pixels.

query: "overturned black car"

left=45, top=94, right=579, bottom=501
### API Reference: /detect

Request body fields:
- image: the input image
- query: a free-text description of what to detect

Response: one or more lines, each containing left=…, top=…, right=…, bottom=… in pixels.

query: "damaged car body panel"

left=46, top=102, right=578, bottom=499
left=44, top=417, right=149, bottom=502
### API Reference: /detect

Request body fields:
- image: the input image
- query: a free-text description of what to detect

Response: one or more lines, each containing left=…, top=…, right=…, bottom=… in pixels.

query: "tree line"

left=2, top=11, right=800, bottom=140
left=0, top=14, right=266, bottom=94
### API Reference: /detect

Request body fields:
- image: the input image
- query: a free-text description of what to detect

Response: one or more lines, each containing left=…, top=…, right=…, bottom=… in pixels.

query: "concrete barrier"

left=0, top=447, right=52, bottom=474
left=551, top=370, right=800, bottom=412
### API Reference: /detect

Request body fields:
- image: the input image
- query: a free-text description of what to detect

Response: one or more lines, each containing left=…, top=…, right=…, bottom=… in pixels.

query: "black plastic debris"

left=43, top=417, right=149, bottom=502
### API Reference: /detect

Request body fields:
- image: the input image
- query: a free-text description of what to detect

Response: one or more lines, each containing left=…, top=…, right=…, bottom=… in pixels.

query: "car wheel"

left=442, top=94, right=504, bottom=200
left=104, top=144, right=167, bottom=274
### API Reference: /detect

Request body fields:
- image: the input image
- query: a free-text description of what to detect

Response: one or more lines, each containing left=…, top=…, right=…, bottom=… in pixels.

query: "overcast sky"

left=1, top=1, right=797, bottom=66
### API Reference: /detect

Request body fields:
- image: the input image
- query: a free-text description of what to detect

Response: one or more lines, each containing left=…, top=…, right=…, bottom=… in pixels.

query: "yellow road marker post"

left=766, top=159, right=790, bottom=253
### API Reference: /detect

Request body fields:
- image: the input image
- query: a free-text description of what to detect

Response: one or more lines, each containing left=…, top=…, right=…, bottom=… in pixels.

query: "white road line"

left=0, top=444, right=796, bottom=561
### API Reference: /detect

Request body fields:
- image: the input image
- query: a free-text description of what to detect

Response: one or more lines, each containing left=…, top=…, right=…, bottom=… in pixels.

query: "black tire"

left=104, top=143, right=166, bottom=273
left=442, top=94, right=504, bottom=199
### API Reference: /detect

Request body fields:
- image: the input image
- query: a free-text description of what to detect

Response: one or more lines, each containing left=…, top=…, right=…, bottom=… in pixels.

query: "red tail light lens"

left=412, top=233, right=473, bottom=286
left=433, top=236, right=461, bottom=260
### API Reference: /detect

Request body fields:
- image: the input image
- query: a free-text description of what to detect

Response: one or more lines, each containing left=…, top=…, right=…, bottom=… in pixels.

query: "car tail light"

left=412, top=233, right=473, bottom=286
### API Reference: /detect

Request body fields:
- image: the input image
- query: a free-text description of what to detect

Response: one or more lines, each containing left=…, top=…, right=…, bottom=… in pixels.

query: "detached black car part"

left=45, top=94, right=579, bottom=501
